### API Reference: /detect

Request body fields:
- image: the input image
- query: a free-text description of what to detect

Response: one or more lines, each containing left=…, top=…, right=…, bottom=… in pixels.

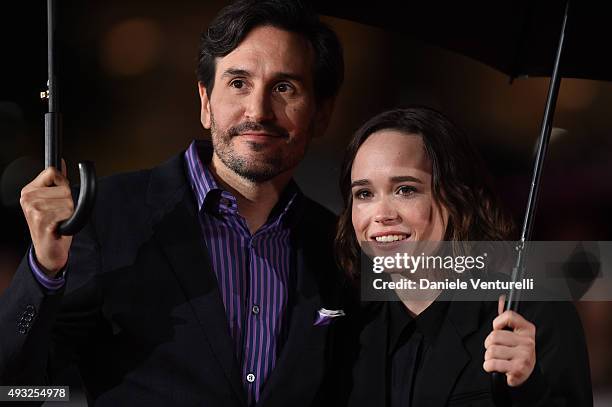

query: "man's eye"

left=274, top=83, right=291, bottom=93
left=397, top=185, right=416, bottom=196
left=230, top=80, right=244, bottom=89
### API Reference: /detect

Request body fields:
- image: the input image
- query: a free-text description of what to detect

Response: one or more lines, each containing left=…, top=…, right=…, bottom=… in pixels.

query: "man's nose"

left=244, top=87, right=274, bottom=122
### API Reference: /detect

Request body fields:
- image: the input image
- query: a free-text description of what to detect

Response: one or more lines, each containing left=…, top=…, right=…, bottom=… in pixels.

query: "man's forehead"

left=215, top=25, right=315, bottom=79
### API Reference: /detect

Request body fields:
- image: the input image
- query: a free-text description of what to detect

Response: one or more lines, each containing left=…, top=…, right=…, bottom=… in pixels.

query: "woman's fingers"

left=493, top=310, right=536, bottom=337
left=484, top=308, right=537, bottom=387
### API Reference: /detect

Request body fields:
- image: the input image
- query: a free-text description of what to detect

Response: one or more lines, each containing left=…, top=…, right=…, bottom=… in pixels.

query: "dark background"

left=1, top=1, right=611, bottom=403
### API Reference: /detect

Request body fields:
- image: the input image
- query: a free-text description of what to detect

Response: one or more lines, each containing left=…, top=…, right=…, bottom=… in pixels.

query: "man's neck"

left=209, top=153, right=293, bottom=234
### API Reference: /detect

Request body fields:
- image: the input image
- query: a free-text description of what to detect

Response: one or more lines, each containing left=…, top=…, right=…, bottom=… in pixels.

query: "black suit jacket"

left=344, top=300, right=592, bottom=407
left=0, top=153, right=346, bottom=406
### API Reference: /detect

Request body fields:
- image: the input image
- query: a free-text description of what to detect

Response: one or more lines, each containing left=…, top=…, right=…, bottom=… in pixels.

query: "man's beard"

left=210, top=113, right=310, bottom=183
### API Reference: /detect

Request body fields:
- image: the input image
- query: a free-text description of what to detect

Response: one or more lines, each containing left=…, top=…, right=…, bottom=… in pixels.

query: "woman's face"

left=350, top=130, right=448, bottom=247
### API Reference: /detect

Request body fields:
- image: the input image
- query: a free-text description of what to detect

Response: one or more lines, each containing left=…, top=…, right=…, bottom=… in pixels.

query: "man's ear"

left=198, top=82, right=212, bottom=129
left=313, top=97, right=336, bottom=139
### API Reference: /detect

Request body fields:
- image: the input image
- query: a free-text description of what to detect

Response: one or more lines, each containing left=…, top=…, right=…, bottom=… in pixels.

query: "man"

left=0, top=1, right=345, bottom=406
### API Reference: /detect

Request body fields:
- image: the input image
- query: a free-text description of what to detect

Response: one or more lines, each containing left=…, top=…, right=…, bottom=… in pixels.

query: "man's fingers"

left=22, top=167, right=69, bottom=191
left=61, top=158, right=67, bottom=177
left=21, top=185, right=72, bottom=201
left=25, top=197, right=75, bottom=214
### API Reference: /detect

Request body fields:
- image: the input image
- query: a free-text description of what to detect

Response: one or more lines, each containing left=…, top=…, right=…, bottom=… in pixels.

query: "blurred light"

left=1, top=156, right=43, bottom=208
left=530, top=127, right=568, bottom=157
left=0, top=101, right=24, bottom=136
left=550, top=127, right=568, bottom=143
left=101, top=18, right=163, bottom=77
left=557, top=79, right=600, bottom=112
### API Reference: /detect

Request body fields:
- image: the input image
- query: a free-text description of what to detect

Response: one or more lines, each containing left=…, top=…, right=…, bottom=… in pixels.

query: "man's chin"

left=234, top=167, right=279, bottom=183
left=234, top=136, right=283, bottom=151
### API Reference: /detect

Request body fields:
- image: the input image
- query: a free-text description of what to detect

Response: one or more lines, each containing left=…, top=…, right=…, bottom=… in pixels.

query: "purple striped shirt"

left=185, top=140, right=297, bottom=406
left=29, top=140, right=298, bottom=404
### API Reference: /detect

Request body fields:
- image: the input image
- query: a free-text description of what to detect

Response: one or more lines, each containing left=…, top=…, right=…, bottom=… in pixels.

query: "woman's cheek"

left=351, top=202, right=366, bottom=240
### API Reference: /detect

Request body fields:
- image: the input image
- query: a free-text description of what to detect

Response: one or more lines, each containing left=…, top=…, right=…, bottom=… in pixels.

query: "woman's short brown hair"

left=335, top=107, right=514, bottom=278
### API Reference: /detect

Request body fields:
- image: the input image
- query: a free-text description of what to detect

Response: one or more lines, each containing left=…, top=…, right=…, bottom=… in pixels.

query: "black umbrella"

left=313, top=0, right=596, bottom=404
left=315, top=1, right=609, bottom=81
left=43, top=0, right=96, bottom=235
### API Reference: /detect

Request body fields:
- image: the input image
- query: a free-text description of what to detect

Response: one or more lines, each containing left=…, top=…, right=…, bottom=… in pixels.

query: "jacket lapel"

left=412, top=301, right=482, bottom=407
left=257, top=233, right=325, bottom=405
left=147, top=155, right=246, bottom=407
left=258, top=199, right=342, bottom=406
left=347, top=303, right=388, bottom=407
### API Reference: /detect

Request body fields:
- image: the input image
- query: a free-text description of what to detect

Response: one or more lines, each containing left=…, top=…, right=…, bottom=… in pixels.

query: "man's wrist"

left=28, top=246, right=66, bottom=291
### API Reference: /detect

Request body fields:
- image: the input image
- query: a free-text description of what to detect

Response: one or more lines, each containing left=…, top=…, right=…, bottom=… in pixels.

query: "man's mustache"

left=227, top=121, right=289, bottom=138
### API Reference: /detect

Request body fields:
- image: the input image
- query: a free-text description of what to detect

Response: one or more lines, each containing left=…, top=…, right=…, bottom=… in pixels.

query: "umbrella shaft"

left=47, top=0, right=57, bottom=112
left=520, top=0, right=569, bottom=243
left=45, top=113, right=61, bottom=169
left=505, top=0, right=570, bottom=316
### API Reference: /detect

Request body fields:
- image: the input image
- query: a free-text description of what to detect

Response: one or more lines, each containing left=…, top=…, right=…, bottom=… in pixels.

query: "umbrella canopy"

left=314, top=0, right=610, bottom=82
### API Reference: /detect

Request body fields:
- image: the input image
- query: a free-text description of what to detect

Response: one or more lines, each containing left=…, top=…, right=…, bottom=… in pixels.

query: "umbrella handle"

left=491, top=371, right=511, bottom=407
left=57, top=161, right=97, bottom=236
left=44, top=114, right=97, bottom=236
left=490, top=295, right=517, bottom=406
left=490, top=322, right=512, bottom=406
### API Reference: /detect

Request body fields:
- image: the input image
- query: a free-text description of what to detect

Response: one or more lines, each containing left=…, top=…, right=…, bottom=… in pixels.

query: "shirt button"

left=252, top=305, right=260, bottom=315
left=246, top=373, right=256, bottom=383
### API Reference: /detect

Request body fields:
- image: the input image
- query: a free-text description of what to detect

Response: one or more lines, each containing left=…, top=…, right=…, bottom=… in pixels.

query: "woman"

left=334, top=107, right=592, bottom=406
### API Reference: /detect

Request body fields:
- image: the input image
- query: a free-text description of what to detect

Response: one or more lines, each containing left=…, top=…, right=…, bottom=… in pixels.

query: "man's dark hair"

left=197, top=0, right=344, bottom=102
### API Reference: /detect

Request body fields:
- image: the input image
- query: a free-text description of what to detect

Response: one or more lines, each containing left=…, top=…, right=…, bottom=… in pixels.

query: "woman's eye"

left=354, top=190, right=372, bottom=200
left=397, top=185, right=416, bottom=196
left=230, top=79, right=245, bottom=89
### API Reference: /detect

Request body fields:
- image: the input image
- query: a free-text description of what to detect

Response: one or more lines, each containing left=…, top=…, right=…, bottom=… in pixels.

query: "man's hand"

left=19, top=160, right=74, bottom=277
left=483, top=296, right=537, bottom=387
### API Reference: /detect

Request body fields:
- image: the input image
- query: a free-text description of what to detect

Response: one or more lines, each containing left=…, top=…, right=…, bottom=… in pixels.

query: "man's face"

left=199, top=25, right=331, bottom=183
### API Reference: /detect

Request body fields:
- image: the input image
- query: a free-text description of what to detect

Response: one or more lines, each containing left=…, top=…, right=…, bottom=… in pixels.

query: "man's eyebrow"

left=220, top=68, right=304, bottom=83
left=221, top=68, right=251, bottom=78
left=275, top=72, right=305, bottom=83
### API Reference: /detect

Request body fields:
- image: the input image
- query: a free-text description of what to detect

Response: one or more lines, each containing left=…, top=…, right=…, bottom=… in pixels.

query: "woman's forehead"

left=351, top=130, right=432, bottom=177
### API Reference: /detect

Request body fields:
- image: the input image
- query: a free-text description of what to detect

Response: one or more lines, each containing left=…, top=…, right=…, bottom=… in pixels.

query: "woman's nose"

left=372, top=200, right=400, bottom=224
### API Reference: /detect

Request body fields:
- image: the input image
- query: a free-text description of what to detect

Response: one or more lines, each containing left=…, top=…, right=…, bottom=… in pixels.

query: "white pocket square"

left=313, top=308, right=346, bottom=326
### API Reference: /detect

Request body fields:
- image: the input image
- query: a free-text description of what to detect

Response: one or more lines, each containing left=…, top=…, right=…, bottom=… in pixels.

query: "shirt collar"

left=184, top=139, right=302, bottom=224
left=387, top=299, right=449, bottom=355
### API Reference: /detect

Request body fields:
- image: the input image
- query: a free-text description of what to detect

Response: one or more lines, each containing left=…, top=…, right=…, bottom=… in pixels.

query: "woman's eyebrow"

left=390, top=175, right=423, bottom=184
left=350, top=179, right=370, bottom=188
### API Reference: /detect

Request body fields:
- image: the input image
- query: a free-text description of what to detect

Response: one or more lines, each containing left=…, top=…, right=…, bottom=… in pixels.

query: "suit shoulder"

left=97, top=168, right=151, bottom=197
left=92, top=153, right=185, bottom=211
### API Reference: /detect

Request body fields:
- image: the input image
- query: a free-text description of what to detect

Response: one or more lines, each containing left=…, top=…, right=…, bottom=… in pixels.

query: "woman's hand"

left=483, top=296, right=536, bottom=387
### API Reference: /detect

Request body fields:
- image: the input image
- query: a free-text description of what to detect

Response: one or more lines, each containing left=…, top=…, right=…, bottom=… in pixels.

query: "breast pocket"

left=448, top=389, right=493, bottom=407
